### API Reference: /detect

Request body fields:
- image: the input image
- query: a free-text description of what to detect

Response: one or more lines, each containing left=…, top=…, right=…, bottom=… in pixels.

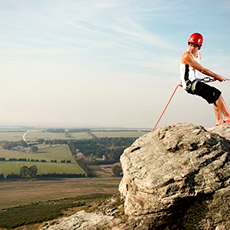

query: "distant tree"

left=20, top=165, right=38, bottom=177
left=20, top=166, right=28, bottom=177
left=68, top=140, right=76, bottom=154
left=46, top=128, right=65, bottom=133
left=18, top=158, right=27, bottom=161
left=95, top=149, right=104, bottom=158
left=31, top=146, right=38, bottom=152
left=0, top=174, right=4, bottom=179
left=112, top=165, right=122, bottom=177
left=9, top=158, right=17, bottom=161
left=3, top=142, right=12, bottom=150
left=68, top=128, right=90, bottom=133
left=37, top=139, right=44, bottom=144
left=2, top=140, right=27, bottom=150
left=6, top=173, right=20, bottom=179
left=108, top=151, right=115, bottom=161
left=28, top=165, right=38, bottom=177
left=19, top=140, right=28, bottom=148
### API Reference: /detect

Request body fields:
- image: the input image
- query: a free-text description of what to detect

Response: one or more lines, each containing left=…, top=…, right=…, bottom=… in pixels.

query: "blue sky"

left=0, top=0, right=230, bottom=128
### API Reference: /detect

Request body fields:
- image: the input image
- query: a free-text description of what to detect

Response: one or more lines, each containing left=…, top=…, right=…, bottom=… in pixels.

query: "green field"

left=92, top=131, right=148, bottom=138
left=0, top=145, right=85, bottom=177
left=0, top=131, right=25, bottom=141
left=25, top=130, right=93, bottom=141
left=0, top=145, right=73, bottom=161
left=25, top=129, right=146, bottom=141
left=0, top=128, right=147, bottom=142
left=0, top=161, right=85, bottom=177
left=0, top=178, right=120, bottom=210
left=0, top=128, right=147, bottom=178
left=0, top=193, right=115, bottom=229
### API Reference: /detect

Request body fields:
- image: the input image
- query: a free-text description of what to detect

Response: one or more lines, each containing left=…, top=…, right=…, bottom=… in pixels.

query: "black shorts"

left=193, top=81, right=221, bottom=104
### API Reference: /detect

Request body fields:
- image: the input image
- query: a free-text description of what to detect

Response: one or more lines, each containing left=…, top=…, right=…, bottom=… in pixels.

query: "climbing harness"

left=185, top=77, right=214, bottom=94
left=152, top=77, right=230, bottom=132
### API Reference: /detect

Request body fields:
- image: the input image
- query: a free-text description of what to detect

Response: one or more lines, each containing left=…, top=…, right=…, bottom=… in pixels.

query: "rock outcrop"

left=41, top=123, right=230, bottom=230
left=41, top=210, right=122, bottom=230
left=119, top=123, right=230, bottom=229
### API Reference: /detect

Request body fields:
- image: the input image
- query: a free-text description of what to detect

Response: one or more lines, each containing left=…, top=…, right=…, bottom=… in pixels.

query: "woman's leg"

left=214, top=104, right=224, bottom=124
left=214, top=95, right=230, bottom=121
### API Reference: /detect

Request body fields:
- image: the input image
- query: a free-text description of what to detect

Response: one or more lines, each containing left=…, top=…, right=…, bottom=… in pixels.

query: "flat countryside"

left=0, top=127, right=147, bottom=229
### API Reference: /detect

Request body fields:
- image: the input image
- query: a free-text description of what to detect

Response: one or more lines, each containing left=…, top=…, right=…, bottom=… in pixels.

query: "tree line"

left=46, top=128, right=91, bottom=133
left=68, top=137, right=136, bottom=161
left=67, top=137, right=135, bottom=178
left=0, top=158, right=71, bottom=163
left=1, top=140, right=28, bottom=150
left=0, top=140, right=40, bottom=152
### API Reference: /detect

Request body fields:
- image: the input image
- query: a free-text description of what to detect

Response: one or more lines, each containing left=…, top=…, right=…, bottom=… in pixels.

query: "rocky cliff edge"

left=41, top=123, right=230, bottom=230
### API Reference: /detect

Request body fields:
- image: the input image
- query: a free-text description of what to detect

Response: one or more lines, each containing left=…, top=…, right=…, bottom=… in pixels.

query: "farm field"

left=0, top=128, right=140, bottom=229
left=0, top=161, right=85, bottom=177
left=0, top=145, right=73, bottom=161
left=0, top=128, right=146, bottom=179
left=0, top=131, right=25, bottom=141
left=0, top=177, right=120, bottom=210
left=0, top=128, right=148, bottom=142
left=25, top=129, right=147, bottom=141
left=0, top=145, right=85, bottom=178
left=24, top=130, right=93, bottom=142
left=92, top=130, right=148, bottom=138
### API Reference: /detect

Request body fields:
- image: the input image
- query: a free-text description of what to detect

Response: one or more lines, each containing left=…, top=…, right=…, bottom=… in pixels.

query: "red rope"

left=152, top=83, right=180, bottom=132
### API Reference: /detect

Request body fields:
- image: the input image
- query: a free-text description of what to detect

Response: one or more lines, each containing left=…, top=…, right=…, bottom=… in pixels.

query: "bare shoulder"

left=181, top=51, right=192, bottom=64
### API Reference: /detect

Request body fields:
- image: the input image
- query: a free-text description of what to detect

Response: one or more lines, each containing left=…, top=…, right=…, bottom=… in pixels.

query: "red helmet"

left=188, top=33, right=203, bottom=46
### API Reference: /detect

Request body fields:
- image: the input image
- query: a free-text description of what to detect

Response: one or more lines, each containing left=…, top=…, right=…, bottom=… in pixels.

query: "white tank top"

left=180, top=51, right=200, bottom=89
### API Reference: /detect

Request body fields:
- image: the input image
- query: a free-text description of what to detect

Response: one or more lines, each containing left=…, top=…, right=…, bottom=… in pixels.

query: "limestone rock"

left=40, top=210, right=122, bottom=230
left=208, top=123, right=230, bottom=141
left=119, top=123, right=230, bottom=229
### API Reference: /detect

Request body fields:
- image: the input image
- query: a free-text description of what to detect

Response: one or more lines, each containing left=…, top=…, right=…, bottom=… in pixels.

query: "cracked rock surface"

left=119, top=123, right=230, bottom=229
left=40, top=210, right=122, bottom=230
